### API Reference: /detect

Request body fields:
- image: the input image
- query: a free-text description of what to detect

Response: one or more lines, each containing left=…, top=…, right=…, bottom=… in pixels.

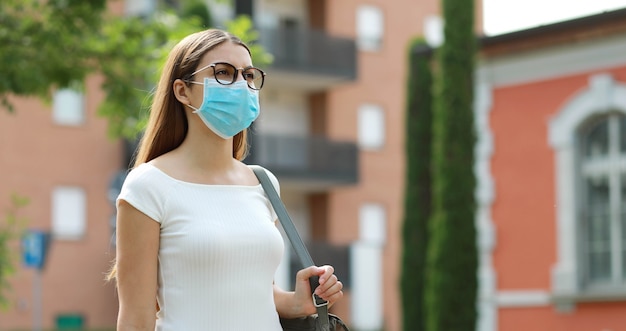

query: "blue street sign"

left=22, top=230, right=50, bottom=270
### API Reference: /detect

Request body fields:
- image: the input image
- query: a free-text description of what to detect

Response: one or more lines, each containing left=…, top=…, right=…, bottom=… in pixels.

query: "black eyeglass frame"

left=183, top=62, right=266, bottom=91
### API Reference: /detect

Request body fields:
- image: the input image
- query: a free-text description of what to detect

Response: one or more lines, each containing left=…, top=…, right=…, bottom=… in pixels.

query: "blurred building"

left=23, top=1, right=626, bottom=331
left=475, top=7, right=626, bottom=331
left=0, top=68, right=123, bottom=327
left=0, top=0, right=487, bottom=330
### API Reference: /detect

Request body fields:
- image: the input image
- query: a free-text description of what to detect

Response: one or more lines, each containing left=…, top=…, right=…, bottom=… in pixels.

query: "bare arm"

left=115, top=200, right=160, bottom=331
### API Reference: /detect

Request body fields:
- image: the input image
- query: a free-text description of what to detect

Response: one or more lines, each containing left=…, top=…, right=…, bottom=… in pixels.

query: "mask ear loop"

left=184, top=77, right=210, bottom=113
left=186, top=104, right=200, bottom=113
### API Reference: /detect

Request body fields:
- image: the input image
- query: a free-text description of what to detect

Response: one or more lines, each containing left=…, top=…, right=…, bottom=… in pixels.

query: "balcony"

left=257, top=26, right=357, bottom=91
left=244, top=134, right=358, bottom=191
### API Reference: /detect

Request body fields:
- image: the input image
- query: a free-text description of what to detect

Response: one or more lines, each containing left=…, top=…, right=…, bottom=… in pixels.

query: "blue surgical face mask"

left=187, top=78, right=260, bottom=139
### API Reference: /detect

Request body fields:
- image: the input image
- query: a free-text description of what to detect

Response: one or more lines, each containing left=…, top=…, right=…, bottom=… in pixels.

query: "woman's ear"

left=172, top=79, right=192, bottom=107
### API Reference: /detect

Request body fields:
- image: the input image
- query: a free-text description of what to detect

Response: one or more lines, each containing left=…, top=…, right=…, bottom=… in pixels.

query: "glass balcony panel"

left=257, top=26, right=357, bottom=90
left=245, top=134, right=358, bottom=189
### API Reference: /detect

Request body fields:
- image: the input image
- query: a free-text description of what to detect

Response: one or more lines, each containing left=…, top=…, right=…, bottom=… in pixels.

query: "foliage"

left=92, top=11, right=200, bottom=139
left=424, top=0, right=478, bottom=330
left=0, top=194, right=30, bottom=309
left=400, top=38, right=433, bottom=331
left=0, top=0, right=107, bottom=110
left=180, top=0, right=214, bottom=28
left=0, top=0, right=272, bottom=139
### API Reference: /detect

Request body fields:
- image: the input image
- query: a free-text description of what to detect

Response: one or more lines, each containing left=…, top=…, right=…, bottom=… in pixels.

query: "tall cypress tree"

left=401, top=39, right=433, bottom=331
left=425, top=0, right=477, bottom=330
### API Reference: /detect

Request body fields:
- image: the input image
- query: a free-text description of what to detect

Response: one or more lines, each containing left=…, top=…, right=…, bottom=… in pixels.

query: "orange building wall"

left=490, top=78, right=578, bottom=289
left=490, top=65, right=626, bottom=329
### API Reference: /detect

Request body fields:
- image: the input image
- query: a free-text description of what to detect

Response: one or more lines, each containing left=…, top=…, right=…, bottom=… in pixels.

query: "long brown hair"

left=135, top=28, right=251, bottom=167
left=107, top=29, right=251, bottom=282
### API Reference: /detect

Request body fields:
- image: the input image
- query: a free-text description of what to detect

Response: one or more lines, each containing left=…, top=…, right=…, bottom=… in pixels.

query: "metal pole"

left=33, top=270, right=42, bottom=331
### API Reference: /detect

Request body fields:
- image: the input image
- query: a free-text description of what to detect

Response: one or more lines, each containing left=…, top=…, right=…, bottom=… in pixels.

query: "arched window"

left=550, top=73, right=626, bottom=310
left=577, top=113, right=626, bottom=289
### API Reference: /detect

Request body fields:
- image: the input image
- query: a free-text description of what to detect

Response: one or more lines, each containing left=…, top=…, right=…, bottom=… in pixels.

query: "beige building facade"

left=0, top=77, right=122, bottom=329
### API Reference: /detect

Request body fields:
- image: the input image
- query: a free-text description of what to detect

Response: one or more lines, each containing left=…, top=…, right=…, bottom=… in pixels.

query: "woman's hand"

left=293, top=265, right=344, bottom=316
left=273, top=265, right=343, bottom=318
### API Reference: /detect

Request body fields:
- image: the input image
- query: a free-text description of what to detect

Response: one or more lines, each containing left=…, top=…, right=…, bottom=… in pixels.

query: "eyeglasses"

left=185, top=62, right=266, bottom=90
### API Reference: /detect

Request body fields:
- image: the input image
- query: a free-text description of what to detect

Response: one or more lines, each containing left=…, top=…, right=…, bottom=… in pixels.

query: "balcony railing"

left=257, top=26, right=357, bottom=86
left=244, top=134, right=358, bottom=189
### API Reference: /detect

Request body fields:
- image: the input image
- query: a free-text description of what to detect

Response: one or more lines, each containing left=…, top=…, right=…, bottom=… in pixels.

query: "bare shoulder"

left=237, top=160, right=263, bottom=185
left=148, top=151, right=180, bottom=173
left=244, top=163, right=280, bottom=193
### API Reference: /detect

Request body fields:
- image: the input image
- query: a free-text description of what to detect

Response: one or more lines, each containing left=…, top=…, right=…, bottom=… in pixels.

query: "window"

left=578, top=114, right=626, bottom=289
left=358, top=104, right=385, bottom=150
left=52, top=88, right=84, bottom=126
left=52, top=186, right=87, bottom=240
left=359, top=203, right=386, bottom=245
left=351, top=203, right=385, bottom=329
left=549, top=73, right=626, bottom=309
left=356, top=5, right=384, bottom=51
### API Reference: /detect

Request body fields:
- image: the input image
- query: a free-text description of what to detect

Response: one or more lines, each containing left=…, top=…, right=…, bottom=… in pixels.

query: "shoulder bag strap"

left=252, top=166, right=331, bottom=331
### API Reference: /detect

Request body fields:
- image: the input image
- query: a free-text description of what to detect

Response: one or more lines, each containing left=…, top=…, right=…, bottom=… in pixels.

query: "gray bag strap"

left=251, top=166, right=331, bottom=331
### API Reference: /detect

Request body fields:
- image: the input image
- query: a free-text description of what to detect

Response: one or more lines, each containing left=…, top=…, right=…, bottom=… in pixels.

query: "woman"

left=109, top=29, right=343, bottom=330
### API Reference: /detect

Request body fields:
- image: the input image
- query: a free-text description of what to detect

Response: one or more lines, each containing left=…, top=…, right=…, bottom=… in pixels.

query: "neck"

left=178, top=120, right=236, bottom=171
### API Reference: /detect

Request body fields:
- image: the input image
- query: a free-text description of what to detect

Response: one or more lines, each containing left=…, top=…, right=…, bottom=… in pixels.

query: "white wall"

left=257, top=89, right=309, bottom=136
left=350, top=203, right=385, bottom=331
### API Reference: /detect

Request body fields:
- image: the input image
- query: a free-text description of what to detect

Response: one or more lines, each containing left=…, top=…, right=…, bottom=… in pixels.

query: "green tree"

left=401, top=39, right=433, bottom=331
left=0, top=0, right=272, bottom=139
left=0, top=194, right=29, bottom=308
left=181, top=0, right=214, bottom=28
left=0, top=0, right=107, bottom=110
left=424, top=0, right=478, bottom=330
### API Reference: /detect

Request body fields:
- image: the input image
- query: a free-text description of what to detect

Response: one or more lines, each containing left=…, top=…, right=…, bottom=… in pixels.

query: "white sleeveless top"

left=117, top=163, right=284, bottom=331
